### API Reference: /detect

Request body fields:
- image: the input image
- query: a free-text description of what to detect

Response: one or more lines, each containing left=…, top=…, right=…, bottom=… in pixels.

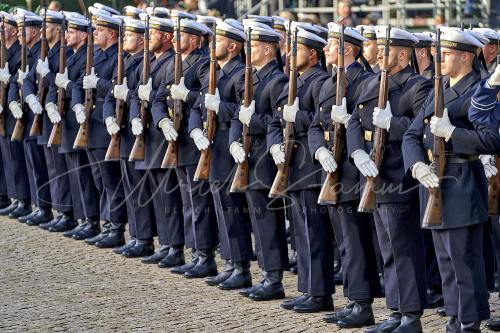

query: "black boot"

left=364, top=312, right=401, bottom=333
left=64, top=221, right=87, bottom=238
left=18, top=208, right=39, bottom=223
left=486, top=318, right=500, bottom=332
left=0, top=195, right=10, bottom=209
left=71, top=218, right=100, bottom=240
left=281, top=294, right=309, bottom=310
left=426, top=287, right=444, bottom=309
left=25, top=208, right=53, bottom=226
left=85, top=221, right=111, bottom=245
left=158, top=245, right=185, bottom=268
left=460, top=322, right=481, bottom=333
left=122, top=239, right=155, bottom=258
left=184, top=248, right=217, bottom=278
left=0, top=199, right=18, bottom=216
left=293, top=295, right=334, bottom=313
left=9, top=200, right=31, bottom=219
left=170, top=251, right=198, bottom=275
left=334, top=265, right=343, bottom=286
left=239, top=281, right=264, bottom=297
left=392, top=312, right=422, bottom=333
left=39, top=215, right=62, bottom=230
left=446, top=316, right=461, bottom=333
left=249, top=270, right=285, bottom=301
left=205, top=260, right=234, bottom=286
left=436, top=307, right=447, bottom=317
left=218, top=261, right=252, bottom=290
left=94, top=223, right=125, bottom=248
left=112, top=238, right=136, bottom=254
left=337, top=302, right=375, bottom=328
left=324, top=301, right=355, bottom=323
left=289, top=250, right=297, bottom=269
left=141, top=245, right=170, bottom=264
left=48, top=213, right=77, bottom=232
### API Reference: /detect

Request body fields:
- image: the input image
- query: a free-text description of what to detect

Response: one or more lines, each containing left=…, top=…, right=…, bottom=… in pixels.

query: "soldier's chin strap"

left=356, top=49, right=373, bottom=73
left=478, top=50, right=488, bottom=70
left=410, top=49, right=420, bottom=74
left=240, top=47, right=246, bottom=65
left=472, top=54, right=484, bottom=73
left=276, top=48, right=284, bottom=72
left=319, top=49, right=327, bottom=71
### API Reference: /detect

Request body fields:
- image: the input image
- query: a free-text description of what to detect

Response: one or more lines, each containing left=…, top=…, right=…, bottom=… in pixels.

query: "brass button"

left=166, top=85, right=171, bottom=89
left=358, top=104, right=363, bottom=109
left=277, top=107, right=282, bottom=111
left=424, top=118, right=429, bottom=124
left=320, top=107, right=323, bottom=112
left=423, top=134, right=427, bottom=139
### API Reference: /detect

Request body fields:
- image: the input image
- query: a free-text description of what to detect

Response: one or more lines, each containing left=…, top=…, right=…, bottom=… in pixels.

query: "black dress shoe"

left=26, top=209, right=54, bottom=226
left=460, top=321, right=480, bottom=333
left=446, top=316, right=460, bottom=333
left=184, top=249, right=218, bottom=278
left=48, top=214, right=77, bottom=232
left=290, top=265, right=298, bottom=275
left=112, top=238, right=136, bottom=254
left=281, top=294, right=309, bottom=310
left=64, top=222, right=87, bottom=238
left=239, top=282, right=263, bottom=297
left=249, top=270, right=285, bottom=301
left=486, top=318, right=500, bottom=332
left=71, top=219, right=101, bottom=240
left=0, top=200, right=18, bottom=216
left=392, top=313, right=422, bottom=333
left=324, top=301, right=355, bottom=323
left=436, top=307, right=446, bottom=317
left=141, top=245, right=170, bottom=264
left=39, top=215, right=62, bottom=230
left=205, top=261, right=233, bottom=286
left=364, top=312, right=402, bottom=333
left=122, top=241, right=154, bottom=258
left=426, top=287, right=444, bottom=309
left=0, top=195, right=11, bottom=209
left=18, top=209, right=39, bottom=223
left=94, top=230, right=125, bottom=248
left=171, top=252, right=199, bottom=275
left=218, top=261, right=252, bottom=290
left=9, top=200, right=32, bottom=219
left=293, top=296, right=334, bottom=313
left=85, top=230, right=110, bottom=245
left=337, top=302, right=375, bottom=328
left=158, top=246, right=185, bottom=268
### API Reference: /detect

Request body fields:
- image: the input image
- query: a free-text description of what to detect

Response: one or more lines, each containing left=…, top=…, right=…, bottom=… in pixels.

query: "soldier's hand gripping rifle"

left=161, top=17, right=183, bottom=168
left=269, top=28, right=298, bottom=198
left=105, top=22, right=125, bottom=161
left=129, top=15, right=150, bottom=162
left=48, top=16, right=66, bottom=147
left=193, top=25, right=217, bottom=181
left=487, top=39, right=500, bottom=214
left=29, top=9, right=47, bottom=137
left=73, top=18, right=94, bottom=149
left=11, top=17, right=28, bottom=141
left=230, top=27, right=253, bottom=193
left=358, top=25, right=391, bottom=213
left=0, top=21, right=7, bottom=137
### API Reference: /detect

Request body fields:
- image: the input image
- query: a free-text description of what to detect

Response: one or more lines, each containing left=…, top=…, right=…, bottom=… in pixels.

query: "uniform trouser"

left=65, top=151, right=99, bottom=220
left=211, top=181, right=253, bottom=263
left=246, top=189, right=288, bottom=272
left=0, top=141, right=7, bottom=198
left=373, top=201, right=427, bottom=312
left=290, top=190, right=334, bottom=296
left=422, top=229, right=442, bottom=290
left=43, top=146, right=73, bottom=214
left=493, top=218, right=500, bottom=288
left=86, top=148, right=127, bottom=225
left=329, top=206, right=347, bottom=296
left=4, top=139, right=31, bottom=201
left=176, top=165, right=218, bottom=250
left=284, top=198, right=296, bottom=250
left=336, top=201, right=381, bottom=301
left=0, top=136, right=15, bottom=198
left=432, top=223, right=490, bottom=323
left=484, top=218, right=496, bottom=291
left=146, top=169, right=183, bottom=246
left=24, top=139, right=51, bottom=210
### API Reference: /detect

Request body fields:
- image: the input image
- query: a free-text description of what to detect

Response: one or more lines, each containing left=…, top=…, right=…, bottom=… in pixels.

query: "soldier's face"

left=250, top=41, right=273, bottom=66
left=173, top=32, right=193, bottom=53
left=323, top=38, right=339, bottom=66
left=66, top=28, right=86, bottom=48
left=363, top=40, right=377, bottom=64
left=376, top=46, right=400, bottom=70
left=296, top=43, right=315, bottom=71
left=44, top=23, right=60, bottom=43
left=17, top=26, right=37, bottom=45
left=215, top=35, right=230, bottom=60
left=124, top=31, right=143, bottom=54
left=441, top=47, right=466, bottom=77
left=94, top=26, right=114, bottom=48
left=149, top=29, right=170, bottom=52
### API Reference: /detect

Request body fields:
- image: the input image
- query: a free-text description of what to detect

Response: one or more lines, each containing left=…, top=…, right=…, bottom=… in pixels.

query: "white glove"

left=238, top=100, right=255, bottom=126
left=351, top=149, right=378, bottom=177
left=131, top=118, right=143, bottom=135
left=229, top=141, right=246, bottom=163
left=488, top=64, right=500, bottom=86
left=315, top=147, right=337, bottom=173
left=9, top=101, right=23, bottom=119
left=190, top=128, right=210, bottom=151
left=480, top=155, right=498, bottom=179
left=36, top=58, right=50, bottom=78
left=283, top=97, right=299, bottom=123
left=25, top=94, right=43, bottom=115
left=412, top=161, right=439, bottom=188
left=170, top=77, right=189, bottom=101
left=0, top=62, right=11, bottom=84
left=270, top=143, right=285, bottom=165
left=105, top=116, right=120, bottom=135
left=17, top=66, right=29, bottom=86
left=0, top=104, right=3, bottom=114
left=83, top=67, right=99, bottom=89
left=73, top=104, right=86, bottom=124
left=138, top=78, right=152, bottom=102
left=430, top=108, right=455, bottom=142
left=113, top=77, right=129, bottom=101
left=204, top=88, right=220, bottom=113
left=55, top=68, right=70, bottom=89
left=46, top=102, right=61, bottom=124
left=159, top=118, right=178, bottom=142
left=331, top=97, right=350, bottom=125
left=372, top=100, right=393, bottom=130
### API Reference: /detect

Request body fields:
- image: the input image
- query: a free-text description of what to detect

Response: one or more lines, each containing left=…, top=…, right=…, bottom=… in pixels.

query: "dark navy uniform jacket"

left=347, top=65, right=432, bottom=204
left=467, top=80, right=500, bottom=130
left=308, top=61, right=373, bottom=203
left=403, top=70, right=500, bottom=229
left=46, top=43, right=87, bottom=154
left=72, top=43, right=118, bottom=150
left=188, top=56, right=245, bottom=183
left=5, top=40, right=21, bottom=137
left=103, top=51, right=143, bottom=159
left=267, top=64, right=329, bottom=192
left=130, top=48, right=174, bottom=170
left=151, top=47, right=209, bottom=167
left=228, top=59, right=288, bottom=191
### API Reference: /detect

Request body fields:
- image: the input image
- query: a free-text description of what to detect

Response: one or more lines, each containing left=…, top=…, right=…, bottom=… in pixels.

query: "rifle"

left=0, top=21, right=6, bottom=137
left=129, top=15, right=150, bottom=162
left=487, top=39, right=500, bottom=215
left=105, top=22, right=125, bottom=161
left=269, top=28, right=298, bottom=198
left=48, top=17, right=66, bottom=147
left=29, top=9, right=47, bottom=137
left=229, top=28, right=253, bottom=193
left=358, top=25, right=391, bottom=213
left=161, top=17, right=182, bottom=168
left=193, top=25, right=217, bottom=181
left=318, top=24, right=345, bottom=205
left=11, top=17, right=28, bottom=141
left=73, top=19, right=94, bottom=149
left=284, top=20, right=291, bottom=76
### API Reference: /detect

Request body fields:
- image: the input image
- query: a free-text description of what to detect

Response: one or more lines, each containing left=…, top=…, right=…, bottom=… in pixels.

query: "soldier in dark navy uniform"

left=414, top=32, right=434, bottom=80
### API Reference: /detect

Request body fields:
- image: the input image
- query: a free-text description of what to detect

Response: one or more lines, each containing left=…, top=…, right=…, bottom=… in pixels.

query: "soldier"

left=468, top=64, right=500, bottom=129
left=402, top=27, right=499, bottom=333
left=359, top=25, right=379, bottom=73
left=414, top=32, right=434, bottom=79
left=228, top=21, right=289, bottom=301
left=472, top=28, right=498, bottom=73
left=188, top=19, right=254, bottom=289
left=346, top=26, right=432, bottom=332
left=0, top=15, right=11, bottom=211
left=272, top=16, right=287, bottom=70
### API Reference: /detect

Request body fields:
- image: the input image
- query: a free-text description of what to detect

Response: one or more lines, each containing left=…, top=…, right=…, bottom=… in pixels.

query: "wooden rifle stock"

left=230, top=28, right=253, bottom=193
left=12, top=18, right=28, bottom=142
left=30, top=10, right=48, bottom=137
left=318, top=24, right=346, bottom=205
left=0, top=21, right=6, bottom=137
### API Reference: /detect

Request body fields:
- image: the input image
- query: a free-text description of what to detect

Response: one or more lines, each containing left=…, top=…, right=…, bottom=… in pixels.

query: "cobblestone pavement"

left=0, top=216, right=498, bottom=333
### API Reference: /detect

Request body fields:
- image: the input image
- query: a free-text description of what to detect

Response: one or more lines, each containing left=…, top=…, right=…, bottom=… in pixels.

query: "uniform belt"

left=446, top=154, right=478, bottom=163
left=95, top=98, right=105, bottom=103
left=217, top=122, right=230, bottom=131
